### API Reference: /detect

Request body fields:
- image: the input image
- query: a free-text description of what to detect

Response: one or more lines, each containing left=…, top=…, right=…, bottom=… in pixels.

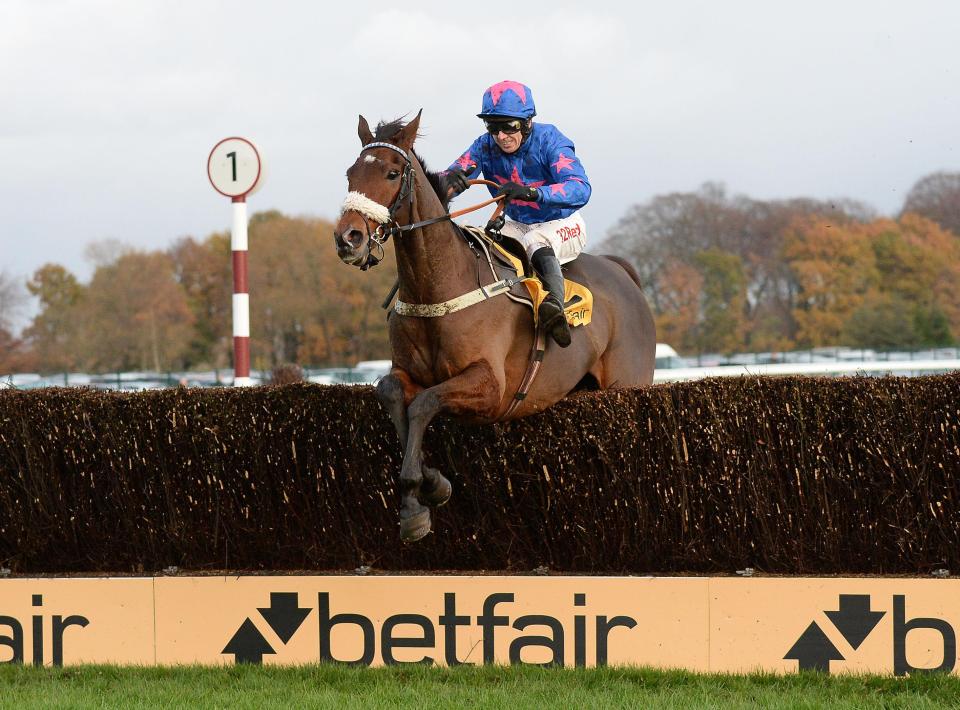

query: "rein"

left=344, top=141, right=505, bottom=270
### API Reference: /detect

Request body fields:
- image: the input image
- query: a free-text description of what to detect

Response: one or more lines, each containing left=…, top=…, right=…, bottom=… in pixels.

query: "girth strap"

left=394, top=276, right=524, bottom=317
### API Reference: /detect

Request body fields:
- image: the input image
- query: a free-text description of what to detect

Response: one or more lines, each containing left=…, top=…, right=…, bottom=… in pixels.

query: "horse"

left=333, top=111, right=656, bottom=542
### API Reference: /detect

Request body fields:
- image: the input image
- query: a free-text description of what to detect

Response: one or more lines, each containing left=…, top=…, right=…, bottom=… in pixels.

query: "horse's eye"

left=387, top=170, right=401, bottom=180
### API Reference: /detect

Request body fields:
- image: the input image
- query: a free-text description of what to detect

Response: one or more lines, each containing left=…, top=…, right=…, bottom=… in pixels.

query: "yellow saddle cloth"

left=490, top=241, right=594, bottom=328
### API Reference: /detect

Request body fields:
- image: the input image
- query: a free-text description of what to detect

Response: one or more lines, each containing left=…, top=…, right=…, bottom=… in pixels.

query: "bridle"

left=341, top=140, right=505, bottom=270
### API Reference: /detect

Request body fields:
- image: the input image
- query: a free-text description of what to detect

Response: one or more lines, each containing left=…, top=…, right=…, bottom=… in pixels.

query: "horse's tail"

left=601, top=254, right=645, bottom=291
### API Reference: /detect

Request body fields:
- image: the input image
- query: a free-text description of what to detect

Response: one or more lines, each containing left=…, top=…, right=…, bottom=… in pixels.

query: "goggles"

left=484, top=119, right=524, bottom=135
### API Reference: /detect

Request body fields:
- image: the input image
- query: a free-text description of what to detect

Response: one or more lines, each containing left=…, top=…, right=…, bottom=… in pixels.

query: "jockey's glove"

left=497, top=181, right=539, bottom=203
left=439, top=169, right=471, bottom=197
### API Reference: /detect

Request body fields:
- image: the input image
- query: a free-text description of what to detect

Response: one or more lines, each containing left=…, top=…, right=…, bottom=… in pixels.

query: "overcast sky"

left=3, top=1, right=959, bottom=298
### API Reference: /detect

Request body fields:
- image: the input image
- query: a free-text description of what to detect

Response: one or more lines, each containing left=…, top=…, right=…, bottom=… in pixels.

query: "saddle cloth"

left=460, top=225, right=593, bottom=328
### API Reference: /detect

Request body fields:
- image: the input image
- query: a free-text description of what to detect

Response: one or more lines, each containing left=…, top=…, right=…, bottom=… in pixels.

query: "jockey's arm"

left=532, top=140, right=592, bottom=210
left=435, top=141, right=483, bottom=200
left=446, top=139, right=482, bottom=179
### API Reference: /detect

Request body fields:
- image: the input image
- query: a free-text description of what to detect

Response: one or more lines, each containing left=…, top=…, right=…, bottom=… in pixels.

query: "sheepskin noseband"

left=340, top=191, right=391, bottom=225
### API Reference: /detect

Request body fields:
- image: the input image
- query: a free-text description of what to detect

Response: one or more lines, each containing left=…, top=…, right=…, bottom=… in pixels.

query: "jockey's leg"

left=531, top=246, right=572, bottom=348
left=502, top=213, right=586, bottom=348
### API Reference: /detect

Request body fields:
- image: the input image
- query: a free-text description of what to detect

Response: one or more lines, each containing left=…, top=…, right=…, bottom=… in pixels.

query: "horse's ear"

left=396, top=109, right=422, bottom=150
left=358, top=115, right=374, bottom=145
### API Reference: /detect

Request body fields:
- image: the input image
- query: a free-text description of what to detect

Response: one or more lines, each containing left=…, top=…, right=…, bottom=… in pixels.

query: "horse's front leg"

left=398, top=361, right=503, bottom=542
left=375, top=370, right=416, bottom=452
left=376, top=371, right=451, bottom=509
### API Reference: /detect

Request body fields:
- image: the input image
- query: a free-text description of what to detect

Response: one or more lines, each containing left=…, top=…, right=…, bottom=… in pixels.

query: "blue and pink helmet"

left=477, top=80, right=536, bottom=120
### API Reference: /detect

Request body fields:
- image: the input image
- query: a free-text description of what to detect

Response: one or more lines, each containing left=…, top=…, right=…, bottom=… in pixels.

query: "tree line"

left=1, top=211, right=396, bottom=374
left=2, top=172, right=959, bottom=375
left=600, top=172, right=960, bottom=354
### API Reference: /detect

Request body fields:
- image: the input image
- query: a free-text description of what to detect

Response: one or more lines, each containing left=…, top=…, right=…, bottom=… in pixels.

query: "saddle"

left=458, top=225, right=594, bottom=328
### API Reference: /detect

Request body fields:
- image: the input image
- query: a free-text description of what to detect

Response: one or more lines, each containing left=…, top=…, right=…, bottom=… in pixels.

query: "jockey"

left=440, top=80, right=591, bottom=348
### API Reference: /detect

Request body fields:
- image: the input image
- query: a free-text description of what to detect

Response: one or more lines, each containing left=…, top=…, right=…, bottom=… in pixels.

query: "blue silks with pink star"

left=447, top=122, right=591, bottom=224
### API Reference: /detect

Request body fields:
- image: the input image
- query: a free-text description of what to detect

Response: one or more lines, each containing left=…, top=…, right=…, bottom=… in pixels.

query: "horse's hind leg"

left=376, top=372, right=451, bottom=509
left=398, top=361, right=502, bottom=542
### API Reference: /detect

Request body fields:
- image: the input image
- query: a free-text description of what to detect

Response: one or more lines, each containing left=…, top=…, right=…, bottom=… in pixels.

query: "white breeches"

left=499, top=211, right=587, bottom=264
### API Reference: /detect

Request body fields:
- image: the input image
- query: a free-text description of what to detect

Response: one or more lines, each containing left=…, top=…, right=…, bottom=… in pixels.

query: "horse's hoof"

left=419, top=469, right=452, bottom=507
left=400, top=508, right=432, bottom=543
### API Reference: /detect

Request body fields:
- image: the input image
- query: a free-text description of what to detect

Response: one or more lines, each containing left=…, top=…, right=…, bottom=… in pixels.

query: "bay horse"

left=334, top=111, right=656, bottom=541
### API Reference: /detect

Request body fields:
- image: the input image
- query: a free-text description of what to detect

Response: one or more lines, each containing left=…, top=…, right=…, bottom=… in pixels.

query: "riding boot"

left=531, top=247, right=572, bottom=348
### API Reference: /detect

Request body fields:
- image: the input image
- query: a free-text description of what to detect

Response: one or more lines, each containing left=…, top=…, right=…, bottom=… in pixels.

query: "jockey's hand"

left=439, top=169, right=471, bottom=198
left=497, top=181, right=539, bottom=203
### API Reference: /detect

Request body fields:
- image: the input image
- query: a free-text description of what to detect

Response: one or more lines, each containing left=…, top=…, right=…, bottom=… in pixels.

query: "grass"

left=0, top=664, right=959, bottom=709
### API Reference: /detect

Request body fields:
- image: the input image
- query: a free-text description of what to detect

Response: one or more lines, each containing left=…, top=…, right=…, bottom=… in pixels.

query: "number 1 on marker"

left=208, top=137, right=261, bottom=198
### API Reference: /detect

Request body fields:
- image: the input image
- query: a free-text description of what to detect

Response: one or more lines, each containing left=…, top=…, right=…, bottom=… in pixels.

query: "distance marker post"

left=207, top=137, right=264, bottom=386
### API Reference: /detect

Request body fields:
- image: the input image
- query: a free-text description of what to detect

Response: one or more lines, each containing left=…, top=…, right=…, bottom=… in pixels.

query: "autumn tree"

left=785, top=214, right=959, bottom=350
left=244, top=211, right=331, bottom=368
left=0, top=329, right=35, bottom=374
left=23, top=264, right=86, bottom=372
left=649, top=259, right=703, bottom=352
left=602, top=183, right=745, bottom=311
left=314, top=237, right=396, bottom=365
left=166, top=210, right=397, bottom=371
left=784, top=217, right=879, bottom=348
left=888, top=214, right=960, bottom=336
left=602, top=183, right=872, bottom=353
left=692, top=249, right=748, bottom=354
left=80, top=251, right=195, bottom=372
left=901, top=171, right=960, bottom=236
left=857, top=215, right=960, bottom=346
left=169, top=233, right=232, bottom=369
left=843, top=293, right=923, bottom=349
left=245, top=211, right=395, bottom=369
left=18, top=211, right=398, bottom=376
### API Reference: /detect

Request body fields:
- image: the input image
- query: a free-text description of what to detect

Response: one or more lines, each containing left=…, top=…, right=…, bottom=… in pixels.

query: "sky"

left=2, top=0, right=959, bottom=315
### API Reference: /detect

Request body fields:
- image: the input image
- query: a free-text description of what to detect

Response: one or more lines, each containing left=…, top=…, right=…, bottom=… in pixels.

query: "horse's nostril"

left=344, top=229, right=365, bottom=248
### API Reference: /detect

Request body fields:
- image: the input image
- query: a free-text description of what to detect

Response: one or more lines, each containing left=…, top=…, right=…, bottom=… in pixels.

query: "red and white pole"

left=231, top=196, right=252, bottom=386
left=207, top=137, right=263, bottom=387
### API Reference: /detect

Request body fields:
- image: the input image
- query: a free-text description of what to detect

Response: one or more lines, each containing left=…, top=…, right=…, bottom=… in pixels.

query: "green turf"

left=0, top=664, right=958, bottom=709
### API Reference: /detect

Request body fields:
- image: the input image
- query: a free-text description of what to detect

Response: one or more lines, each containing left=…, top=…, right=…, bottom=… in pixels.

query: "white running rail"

left=654, top=359, right=960, bottom=383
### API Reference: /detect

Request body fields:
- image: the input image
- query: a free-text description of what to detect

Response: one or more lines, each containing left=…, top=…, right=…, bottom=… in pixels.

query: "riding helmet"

left=477, top=80, right=536, bottom=120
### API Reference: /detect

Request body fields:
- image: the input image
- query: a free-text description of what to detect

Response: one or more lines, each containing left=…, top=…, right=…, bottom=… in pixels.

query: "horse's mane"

left=374, top=117, right=452, bottom=209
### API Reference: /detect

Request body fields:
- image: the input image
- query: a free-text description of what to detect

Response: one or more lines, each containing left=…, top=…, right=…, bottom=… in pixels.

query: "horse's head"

left=334, top=111, right=422, bottom=269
